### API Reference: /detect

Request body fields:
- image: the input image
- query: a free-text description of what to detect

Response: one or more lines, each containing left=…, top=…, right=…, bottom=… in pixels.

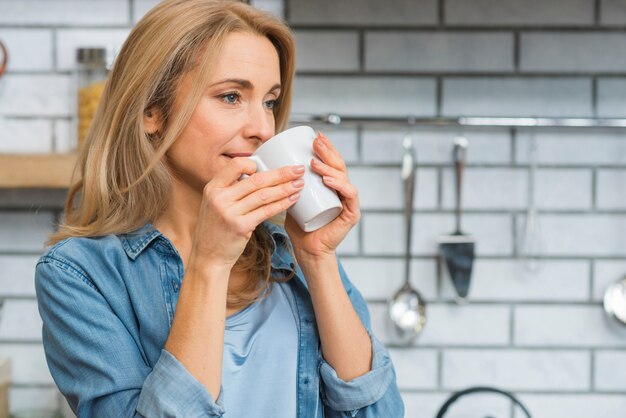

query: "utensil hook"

left=401, top=118, right=417, bottom=289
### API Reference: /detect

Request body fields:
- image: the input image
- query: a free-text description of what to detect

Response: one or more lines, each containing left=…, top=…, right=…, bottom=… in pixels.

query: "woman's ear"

left=144, top=107, right=163, bottom=135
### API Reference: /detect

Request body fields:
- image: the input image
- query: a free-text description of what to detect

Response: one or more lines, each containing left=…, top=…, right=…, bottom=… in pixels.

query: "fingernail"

left=292, top=165, right=305, bottom=174
left=323, top=176, right=333, bottom=183
left=316, top=137, right=326, bottom=148
left=289, top=192, right=301, bottom=201
left=291, top=179, right=304, bottom=188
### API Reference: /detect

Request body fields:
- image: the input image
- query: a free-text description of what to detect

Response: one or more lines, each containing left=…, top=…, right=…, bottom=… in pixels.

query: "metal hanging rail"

left=290, top=113, right=626, bottom=128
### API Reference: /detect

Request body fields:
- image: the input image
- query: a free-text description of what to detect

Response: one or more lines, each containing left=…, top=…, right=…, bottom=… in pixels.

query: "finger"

left=210, top=157, right=258, bottom=188
left=245, top=192, right=301, bottom=228
left=321, top=175, right=361, bottom=220
left=310, top=158, right=347, bottom=182
left=230, top=164, right=305, bottom=200
left=313, top=132, right=347, bottom=172
left=235, top=177, right=305, bottom=214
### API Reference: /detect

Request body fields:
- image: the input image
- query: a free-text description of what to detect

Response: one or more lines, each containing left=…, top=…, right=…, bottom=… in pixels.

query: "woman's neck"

left=153, top=176, right=202, bottom=264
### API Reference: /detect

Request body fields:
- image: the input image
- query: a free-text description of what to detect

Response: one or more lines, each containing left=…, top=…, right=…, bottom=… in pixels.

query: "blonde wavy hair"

left=50, top=0, right=296, bottom=309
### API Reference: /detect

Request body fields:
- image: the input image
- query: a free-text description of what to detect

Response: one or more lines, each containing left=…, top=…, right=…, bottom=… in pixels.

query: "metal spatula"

left=438, top=137, right=475, bottom=303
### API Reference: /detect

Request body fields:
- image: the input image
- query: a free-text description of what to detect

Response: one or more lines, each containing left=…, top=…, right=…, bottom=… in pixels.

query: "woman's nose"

left=245, top=103, right=275, bottom=142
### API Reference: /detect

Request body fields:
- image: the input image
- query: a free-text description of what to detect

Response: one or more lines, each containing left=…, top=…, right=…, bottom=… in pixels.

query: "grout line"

left=436, top=76, right=443, bottom=117
left=437, top=348, right=443, bottom=389
left=589, top=259, right=596, bottom=302
left=590, top=349, right=596, bottom=390
left=283, top=0, right=291, bottom=22
left=288, top=24, right=626, bottom=31
left=592, top=76, right=599, bottom=117
left=129, top=0, right=135, bottom=24
left=398, top=388, right=626, bottom=395
left=51, top=28, right=58, bottom=71
left=438, top=0, right=445, bottom=27
left=592, top=168, right=598, bottom=210
left=51, top=120, right=57, bottom=153
left=358, top=30, right=365, bottom=72
left=509, top=303, right=515, bottom=347
left=514, top=30, right=520, bottom=72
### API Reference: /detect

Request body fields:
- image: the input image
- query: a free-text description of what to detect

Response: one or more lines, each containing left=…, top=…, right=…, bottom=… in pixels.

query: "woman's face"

left=158, top=32, right=281, bottom=192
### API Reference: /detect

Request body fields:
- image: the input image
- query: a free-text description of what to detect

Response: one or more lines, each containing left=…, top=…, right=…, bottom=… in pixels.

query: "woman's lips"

left=223, top=153, right=253, bottom=158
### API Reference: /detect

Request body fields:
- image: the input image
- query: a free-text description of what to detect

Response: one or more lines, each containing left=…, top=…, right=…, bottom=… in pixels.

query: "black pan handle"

left=435, top=386, right=532, bottom=418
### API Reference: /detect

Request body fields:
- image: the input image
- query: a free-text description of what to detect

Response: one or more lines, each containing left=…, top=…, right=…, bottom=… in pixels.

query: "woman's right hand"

left=188, top=158, right=304, bottom=274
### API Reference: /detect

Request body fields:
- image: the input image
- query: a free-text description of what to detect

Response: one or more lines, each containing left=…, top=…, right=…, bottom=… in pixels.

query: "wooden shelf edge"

left=0, top=153, right=78, bottom=189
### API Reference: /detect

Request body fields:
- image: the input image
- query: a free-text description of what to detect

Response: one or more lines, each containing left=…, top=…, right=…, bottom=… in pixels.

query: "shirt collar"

left=120, top=221, right=293, bottom=270
left=120, top=223, right=163, bottom=260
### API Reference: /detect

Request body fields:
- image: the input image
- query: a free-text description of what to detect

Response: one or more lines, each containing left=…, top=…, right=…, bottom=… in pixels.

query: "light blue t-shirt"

left=222, top=282, right=298, bottom=417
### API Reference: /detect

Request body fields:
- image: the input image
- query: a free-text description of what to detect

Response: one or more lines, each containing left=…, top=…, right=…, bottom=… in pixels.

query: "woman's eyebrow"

left=210, top=78, right=281, bottom=93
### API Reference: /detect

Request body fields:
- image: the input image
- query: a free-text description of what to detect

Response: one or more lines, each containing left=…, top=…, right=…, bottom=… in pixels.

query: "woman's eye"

left=221, top=92, right=240, bottom=104
left=265, top=99, right=278, bottom=110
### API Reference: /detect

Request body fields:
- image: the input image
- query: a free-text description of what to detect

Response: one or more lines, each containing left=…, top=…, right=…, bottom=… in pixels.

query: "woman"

left=35, top=0, right=404, bottom=416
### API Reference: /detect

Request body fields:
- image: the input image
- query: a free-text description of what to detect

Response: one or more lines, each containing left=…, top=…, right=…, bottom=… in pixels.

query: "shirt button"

left=171, top=279, right=179, bottom=292
left=303, top=377, right=310, bottom=385
left=289, top=262, right=295, bottom=269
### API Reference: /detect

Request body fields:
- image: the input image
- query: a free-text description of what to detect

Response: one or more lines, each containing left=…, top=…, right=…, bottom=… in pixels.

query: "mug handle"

left=0, top=40, right=7, bottom=79
left=248, top=155, right=269, bottom=172
left=238, top=155, right=269, bottom=181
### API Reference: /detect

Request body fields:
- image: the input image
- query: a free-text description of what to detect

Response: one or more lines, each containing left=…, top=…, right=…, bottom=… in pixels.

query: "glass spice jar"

left=74, top=47, right=109, bottom=151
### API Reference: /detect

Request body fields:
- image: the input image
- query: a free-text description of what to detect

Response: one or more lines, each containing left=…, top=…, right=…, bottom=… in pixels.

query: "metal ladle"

left=387, top=134, right=427, bottom=344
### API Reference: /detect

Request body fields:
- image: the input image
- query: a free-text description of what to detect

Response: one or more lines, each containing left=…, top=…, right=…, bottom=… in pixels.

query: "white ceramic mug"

left=249, top=126, right=342, bottom=232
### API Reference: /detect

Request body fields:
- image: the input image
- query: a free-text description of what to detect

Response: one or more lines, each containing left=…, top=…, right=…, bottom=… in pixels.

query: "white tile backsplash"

left=520, top=32, right=626, bottom=73
left=388, top=348, right=439, bottom=390
left=341, top=258, right=438, bottom=300
left=369, top=303, right=510, bottom=346
left=292, top=76, right=438, bottom=117
left=517, top=394, right=626, bottom=418
left=593, top=260, right=626, bottom=302
left=0, top=300, right=41, bottom=341
left=442, top=77, right=593, bottom=117
left=56, top=29, right=130, bottom=71
left=4, top=0, right=626, bottom=414
left=445, top=0, right=594, bottom=26
left=288, top=0, right=438, bottom=26
left=0, top=212, right=53, bottom=253
left=442, top=349, right=591, bottom=391
left=451, top=259, right=590, bottom=302
left=361, top=128, right=512, bottom=164
left=0, top=344, right=52, bottom=385
left=365, top=32, right=514, bottom=73
left=294, top=30, right=359, bottom=72
left=0, top=118, right=53, bottom=153
left=597, top=170, right=626, bottom=209
left=538, top=214, right=626, bottom=256
left=594, top=350, right=626, bottom=391
left=0, top=1, right=129, bottom=25
left=515, top=305, right=626, bottom=347
left=0, top=256, right=39, bottom=297
left=0, top=30, right=53, bottom=72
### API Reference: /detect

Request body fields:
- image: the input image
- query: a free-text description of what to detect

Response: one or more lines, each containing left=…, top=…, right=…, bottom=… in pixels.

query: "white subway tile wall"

left=0, top=0, right=625, bottom=416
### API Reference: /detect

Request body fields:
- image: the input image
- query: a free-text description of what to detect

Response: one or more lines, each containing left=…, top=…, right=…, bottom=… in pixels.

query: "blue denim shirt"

left=35, top=221, right=404, bottom=417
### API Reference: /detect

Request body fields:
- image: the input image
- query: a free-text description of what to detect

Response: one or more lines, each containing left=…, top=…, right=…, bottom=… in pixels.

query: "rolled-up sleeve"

left=317, top=259, right=404, bottom=417
left=35, top=256, right=225, bottom=418
left=319, top=331, right=394, bottom=411
left=138, top=350, right=225, bottom=417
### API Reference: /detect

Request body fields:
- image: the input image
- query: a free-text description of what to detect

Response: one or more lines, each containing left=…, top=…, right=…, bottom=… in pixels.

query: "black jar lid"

left=76, top=47, right=107, bottom=65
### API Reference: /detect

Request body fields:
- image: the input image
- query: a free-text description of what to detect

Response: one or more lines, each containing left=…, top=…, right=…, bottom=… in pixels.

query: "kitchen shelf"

left=0, top=153, right=78, bottom=188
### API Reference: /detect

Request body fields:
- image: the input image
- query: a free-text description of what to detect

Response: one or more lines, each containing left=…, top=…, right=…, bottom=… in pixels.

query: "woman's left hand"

left=285, top=132, right=361, bottom=261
